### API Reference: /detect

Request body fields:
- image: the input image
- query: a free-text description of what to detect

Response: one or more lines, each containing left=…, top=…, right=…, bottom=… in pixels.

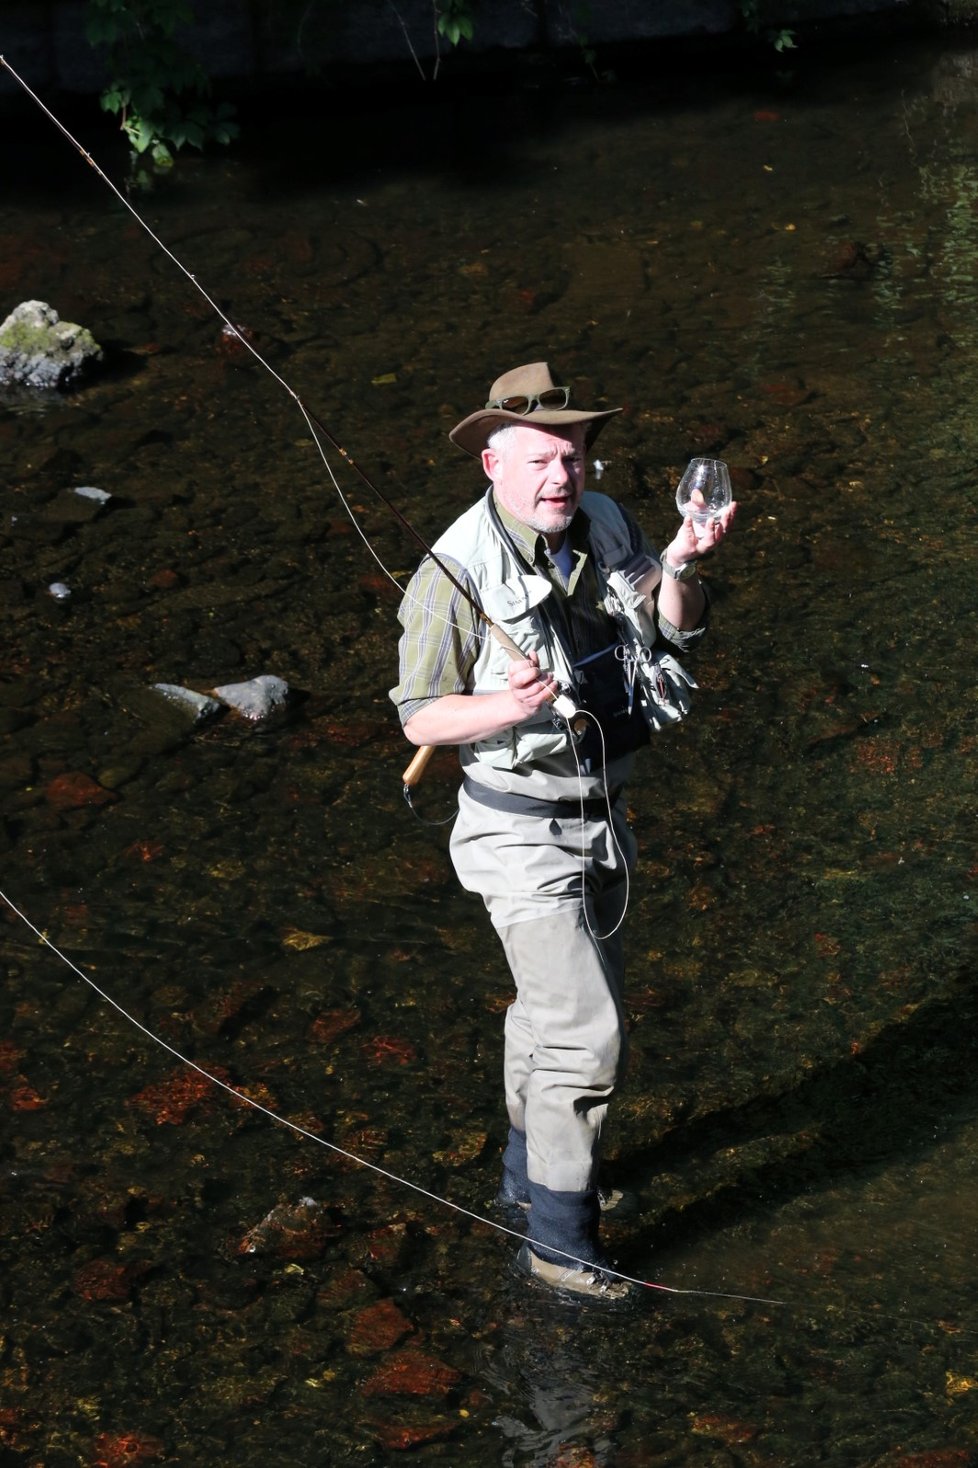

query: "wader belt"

left=462, top=774, right=620, bottom=821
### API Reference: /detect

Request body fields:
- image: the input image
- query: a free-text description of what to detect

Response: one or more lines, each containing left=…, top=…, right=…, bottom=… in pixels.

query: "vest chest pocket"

left=480, top=574, right=561, bottom=673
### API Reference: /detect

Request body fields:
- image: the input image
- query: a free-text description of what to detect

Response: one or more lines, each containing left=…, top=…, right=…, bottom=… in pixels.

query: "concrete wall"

left=0, top=0, right=923, bottom=96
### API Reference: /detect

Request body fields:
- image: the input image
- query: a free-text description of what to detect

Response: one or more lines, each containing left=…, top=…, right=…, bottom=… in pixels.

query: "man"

left=391, top=362, right=736, bottom=1302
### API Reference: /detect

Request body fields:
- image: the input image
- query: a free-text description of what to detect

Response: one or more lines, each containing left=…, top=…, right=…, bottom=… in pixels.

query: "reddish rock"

left=346, top=1297, right=414, bottom=1356
left=44, top=772, right=118, bottom=810
left=334, top=1125, right=389, bottom=1170
left=237, top=1197, right=341, bottom=1260
left=73, top=1258, right=139, bottom=1303
left=361, top=1346, right=462, bottom=1398
left=758, top=379, right=810, bottom=408
left=147, top=568, right=180, bottom=590
left=352, top=1222, right=412, bottom=1272
left=0, top=1040, right=24, bottom=1074
left=689, top=1414, right=758, bottom=1446
left=316, top=1266, right=377, bottom=1310
left=129, top=1067, right=227, bottom=1125
left=8, top=1077, right=46, bottom=1112
left=515, top=287, right=543, bottom=313
left=91, top=1430, right=164, bottom=1466
left=360, top=1035, right=418, bottom=1067
left=369, top=1419, right=456, bottom=1451
left=851, top=736, right=900, bottom=775
left=553, top=1447, right=600, bottom=1468
left=60, top=901, right=91, bottom=926
left=358, top=571, right=391, bottom=596
left=310, top=1008, right=361, bottom=1046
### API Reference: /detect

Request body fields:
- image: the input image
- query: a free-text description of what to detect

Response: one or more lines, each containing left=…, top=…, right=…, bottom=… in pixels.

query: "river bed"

left=2, top=33, right=978, bottom=1468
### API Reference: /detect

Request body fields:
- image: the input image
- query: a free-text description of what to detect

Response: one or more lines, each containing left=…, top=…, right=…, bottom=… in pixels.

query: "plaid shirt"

left=391, top=491, right=703, bottom=725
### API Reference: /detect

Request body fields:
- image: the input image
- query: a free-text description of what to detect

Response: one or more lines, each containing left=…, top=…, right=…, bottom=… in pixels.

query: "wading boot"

left=516, top=1243, right=637, bottom=1305
left=514, top=1179, right=638, bottom=1304
left=496, top=1165, right=637, bottom=1220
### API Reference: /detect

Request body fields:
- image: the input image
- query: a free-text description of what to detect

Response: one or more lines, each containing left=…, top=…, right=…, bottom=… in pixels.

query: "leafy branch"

left=739, top=0, right=797, bottom=51
left=435, top=0, right=475, bottom=48
left=85, top=0, right=238, bottom=169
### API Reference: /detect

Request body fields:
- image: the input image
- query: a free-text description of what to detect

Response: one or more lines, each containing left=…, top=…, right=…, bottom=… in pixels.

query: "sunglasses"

left=485, top=386, right=570, bottom=414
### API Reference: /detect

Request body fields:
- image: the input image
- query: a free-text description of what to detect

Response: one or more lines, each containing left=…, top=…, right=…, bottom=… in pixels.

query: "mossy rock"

left=0, top=299, right=103, bottom=389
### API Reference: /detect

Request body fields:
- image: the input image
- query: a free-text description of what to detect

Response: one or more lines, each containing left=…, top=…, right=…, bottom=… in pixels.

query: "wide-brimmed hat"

left=449, top=361, right=621, bottom=458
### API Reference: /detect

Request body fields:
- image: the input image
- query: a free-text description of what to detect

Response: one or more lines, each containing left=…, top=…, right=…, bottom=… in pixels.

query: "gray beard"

left=527, top=510, right=574, bottom=537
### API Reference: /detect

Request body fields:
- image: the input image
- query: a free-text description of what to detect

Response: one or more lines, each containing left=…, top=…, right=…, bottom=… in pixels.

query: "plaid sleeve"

left=389, top=554, right=484, bottom=726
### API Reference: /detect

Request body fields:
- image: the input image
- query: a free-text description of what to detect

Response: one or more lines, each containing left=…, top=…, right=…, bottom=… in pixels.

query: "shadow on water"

left=628, top=955, right=978, bottom=1252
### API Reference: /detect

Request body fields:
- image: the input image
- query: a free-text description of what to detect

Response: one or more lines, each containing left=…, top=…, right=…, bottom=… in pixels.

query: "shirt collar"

left=492, top=493, right=592, bottom=566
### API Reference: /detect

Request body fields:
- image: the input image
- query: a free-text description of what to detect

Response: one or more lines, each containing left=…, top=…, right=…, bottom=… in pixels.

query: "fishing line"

left=0, top=53, right=491, bottom=655
left=567, top=712, right=632, bottom=943
left=0, top=60, right=777, bottom=1311
left=9, top=890, right=978, bottom=1346
left=0, top=887, right=783, bottom=1308
left=0, top=50, right=607, bottom=826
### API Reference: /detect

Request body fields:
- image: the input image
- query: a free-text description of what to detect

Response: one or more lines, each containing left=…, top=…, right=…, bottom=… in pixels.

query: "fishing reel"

left=550, top=686, right=588, bottom=737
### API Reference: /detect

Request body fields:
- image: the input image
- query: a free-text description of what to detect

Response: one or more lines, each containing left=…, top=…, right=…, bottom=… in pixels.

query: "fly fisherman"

left=391, top=363, right=736, bottom=1302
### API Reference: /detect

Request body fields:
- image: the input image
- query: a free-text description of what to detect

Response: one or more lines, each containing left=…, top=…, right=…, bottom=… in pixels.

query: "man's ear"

left=481, top=446, right=499, bottom=481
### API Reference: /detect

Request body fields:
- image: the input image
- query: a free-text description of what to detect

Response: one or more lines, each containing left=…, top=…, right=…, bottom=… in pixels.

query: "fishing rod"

left=0, top=59, right=769, bottom=1311
left=4, top=67, right=974, bottom=1344
left=0, top=52, right=582, bottom=799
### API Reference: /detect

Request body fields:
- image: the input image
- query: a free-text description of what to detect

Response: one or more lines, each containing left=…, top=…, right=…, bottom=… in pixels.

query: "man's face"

left=482, top=424, right=586, bottom=547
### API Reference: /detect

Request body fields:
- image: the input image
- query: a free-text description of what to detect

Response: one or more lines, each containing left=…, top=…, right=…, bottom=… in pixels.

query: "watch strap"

left=661, top=554, right=698, bottom=582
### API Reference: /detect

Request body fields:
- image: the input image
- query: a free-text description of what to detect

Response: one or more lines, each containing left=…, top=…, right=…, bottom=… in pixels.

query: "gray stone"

left=152, top=683, right=224, bottom=721
left=0, top=301, right=103, bottom=391
left=40, top=487, right=112, bottom=525
left=212, top=674, right=289, bottom=719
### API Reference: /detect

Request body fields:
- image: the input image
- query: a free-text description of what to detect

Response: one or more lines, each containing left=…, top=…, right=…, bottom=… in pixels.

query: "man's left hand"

left=664, top=499, right=737, bottom=565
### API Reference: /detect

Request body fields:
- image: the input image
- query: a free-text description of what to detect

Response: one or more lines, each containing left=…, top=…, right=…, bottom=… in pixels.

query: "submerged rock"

left=212, top=674, right=289, bottom=719
left=152, top=683, right=223, bottom=722
left=0, top=301, right=103, bottom=390
left=41, top=485, right=113, bottom=525
left=237, top=1196, right=342, bottom=1259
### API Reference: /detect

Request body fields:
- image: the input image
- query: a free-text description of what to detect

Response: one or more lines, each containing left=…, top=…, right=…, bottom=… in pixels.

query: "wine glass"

left=676, top=458, right=732, bottom=526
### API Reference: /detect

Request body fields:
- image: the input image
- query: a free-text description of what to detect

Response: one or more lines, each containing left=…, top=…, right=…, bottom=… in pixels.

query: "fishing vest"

left=432, top=489, right=656, bottom=772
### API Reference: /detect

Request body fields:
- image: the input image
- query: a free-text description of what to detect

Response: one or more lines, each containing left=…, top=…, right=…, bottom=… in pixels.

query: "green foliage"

left=568, top=1, right=615, bottom=83
left=85, top=0, right=238, bottom=165
left=435, top=0, right=475, bottom=48
left=739, top=0, right=797, bottom=51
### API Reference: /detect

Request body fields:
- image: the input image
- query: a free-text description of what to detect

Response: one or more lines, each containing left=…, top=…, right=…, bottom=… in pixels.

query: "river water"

left=2, top=30, right=978, bottom=1468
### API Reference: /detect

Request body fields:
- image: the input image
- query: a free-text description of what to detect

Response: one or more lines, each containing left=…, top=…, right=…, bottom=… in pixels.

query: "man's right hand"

left=507, top=651, right=560, bottom=721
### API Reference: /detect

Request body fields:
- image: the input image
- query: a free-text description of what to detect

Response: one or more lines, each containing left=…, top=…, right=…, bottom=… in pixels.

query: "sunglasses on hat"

left=484, top=386, right=570, bottom=415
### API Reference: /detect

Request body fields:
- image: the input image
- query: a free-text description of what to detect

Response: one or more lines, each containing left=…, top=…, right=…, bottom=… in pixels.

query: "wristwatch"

left=661, top=554, right=699, bottom=582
